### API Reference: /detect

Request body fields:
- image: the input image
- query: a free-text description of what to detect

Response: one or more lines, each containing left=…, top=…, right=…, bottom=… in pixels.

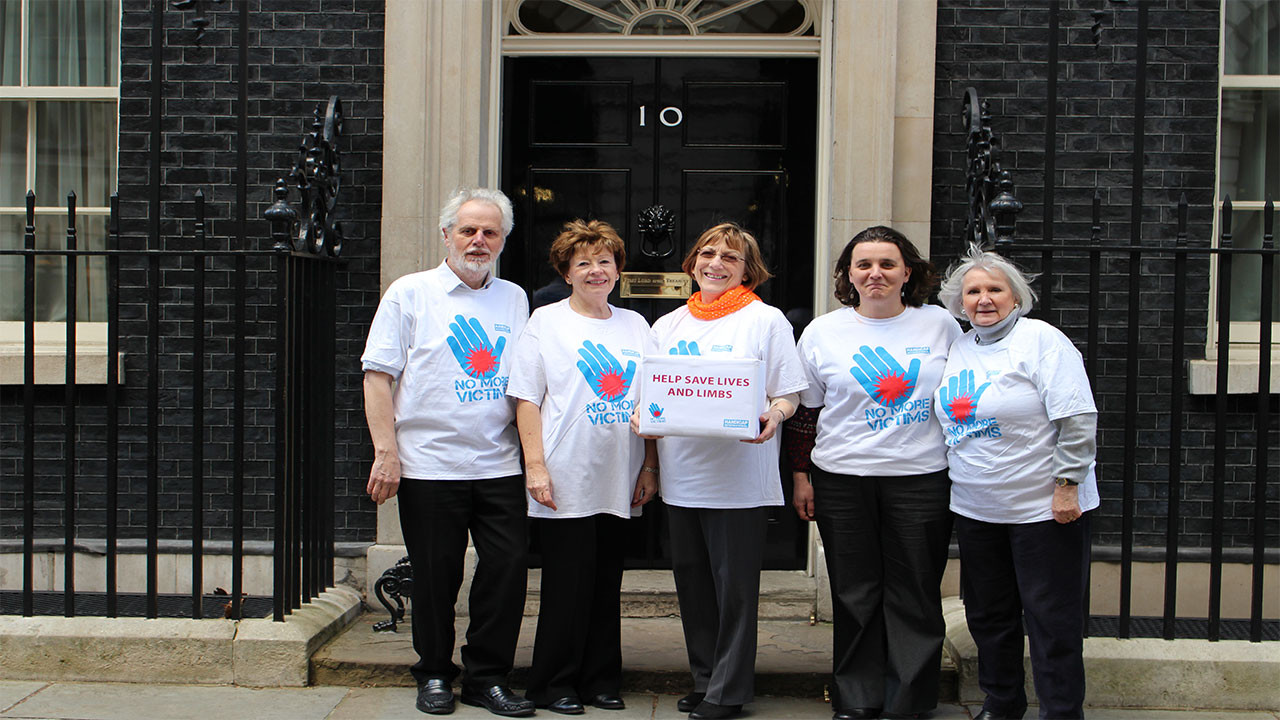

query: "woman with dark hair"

left=507, top=219, right=658, bottom=715
left=639, top=222, right=807, bottom=720
left=785, top=226, right=961, bottom=719
left=935, top=245, right=1097, bottom=720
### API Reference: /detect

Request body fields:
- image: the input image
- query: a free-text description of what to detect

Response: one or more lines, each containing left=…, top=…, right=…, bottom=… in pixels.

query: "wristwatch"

left=1054, top=477, right=1079, bottom=487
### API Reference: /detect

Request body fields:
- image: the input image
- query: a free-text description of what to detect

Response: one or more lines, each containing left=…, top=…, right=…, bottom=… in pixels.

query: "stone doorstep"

left=310, top=611, right=959, bottom=701
left=364, top=544, right=822, bottom=622
left=530, top=569, right=817, bottom=620
left=0, top=586, right=363, bottom=688
left=941, top=597, right=1280, bottom=712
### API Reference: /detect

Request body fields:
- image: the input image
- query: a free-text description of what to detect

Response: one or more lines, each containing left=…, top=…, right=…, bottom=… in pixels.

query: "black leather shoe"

left=459, top=685, right=535, bottom=717
left=416, top=679, right=455, bottom=715
left=677, top=692, right=706, bottom=712
left=973, top=710, right=1025, bottom=720
left=538, top=696, right=584, bottom=715
left=590, top=694, right=626, bottom=710
left=689, top=700, right=744, bottom=719
left=833, top=710, right=881, bottom=720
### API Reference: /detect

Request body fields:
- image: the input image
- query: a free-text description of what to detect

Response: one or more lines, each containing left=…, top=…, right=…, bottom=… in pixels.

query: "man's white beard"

left=450, top=249, right=496, bottom=276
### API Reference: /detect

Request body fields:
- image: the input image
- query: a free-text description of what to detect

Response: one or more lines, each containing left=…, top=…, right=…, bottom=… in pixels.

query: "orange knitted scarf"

left=686, top=285, right=760, bottom=320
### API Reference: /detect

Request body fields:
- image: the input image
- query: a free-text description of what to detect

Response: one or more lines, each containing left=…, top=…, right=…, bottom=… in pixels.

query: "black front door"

left=502, top=56, right=817, bottom=570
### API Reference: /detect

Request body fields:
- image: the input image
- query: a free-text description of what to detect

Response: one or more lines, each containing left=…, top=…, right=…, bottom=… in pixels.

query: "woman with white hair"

left=934, top=245, right=1099, bottom=720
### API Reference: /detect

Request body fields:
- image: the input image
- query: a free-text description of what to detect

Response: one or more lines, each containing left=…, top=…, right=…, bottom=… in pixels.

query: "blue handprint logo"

left=669, top=340, right=701, bottom=355
left=939, top=369, right=991, bottom=424
left=649, top=403, right=663, bottom=418
left=576, top=340, right=636, bottom=401
left=446, top=315, right=506, bottom=379
left=850, top=345, right=920, bottom=409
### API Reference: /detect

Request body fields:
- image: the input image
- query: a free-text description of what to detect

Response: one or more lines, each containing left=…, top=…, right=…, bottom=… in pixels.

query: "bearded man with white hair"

left=362, top=187, right=533, bottom=717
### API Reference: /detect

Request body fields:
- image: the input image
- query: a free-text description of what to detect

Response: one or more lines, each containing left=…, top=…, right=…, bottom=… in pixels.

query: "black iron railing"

left=994, top=196, right=1278, bottom=643
left=1, top=188, right=338, bottom=622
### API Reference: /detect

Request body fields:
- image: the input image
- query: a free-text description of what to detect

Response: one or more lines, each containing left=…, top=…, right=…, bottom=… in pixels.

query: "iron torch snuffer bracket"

left=962, top=87, right=1023, bottom=250
left=265, top=96, right=345, bottom=257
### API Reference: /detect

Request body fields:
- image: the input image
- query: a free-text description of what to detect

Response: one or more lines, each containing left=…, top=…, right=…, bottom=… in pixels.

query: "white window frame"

left=0, top=0, right=121, bottom=384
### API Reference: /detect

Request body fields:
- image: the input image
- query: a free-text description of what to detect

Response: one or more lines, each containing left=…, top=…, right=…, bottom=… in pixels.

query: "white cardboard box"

left=637, top=355, right=764, bottom=440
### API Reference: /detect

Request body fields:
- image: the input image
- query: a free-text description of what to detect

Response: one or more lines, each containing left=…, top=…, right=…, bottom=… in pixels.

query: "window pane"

left=517, top=0, right=627, bottom=34
left=688, top=0, right=811, bottom=34
left=512, top=0, right=812, bottom=35
left=0, top=0, right=18, bottom=85
left=1224, top=0, right=1279, bottom=76
left=1228, top=210, right=1279, bottom=322
left=0, top=100, right=26, bottom=205
left=34, top=101, right=116, bottom=206
left=0, top=213, right=23, bottom=320
left=27, top=0, right=119, bottom=86
left=0, top=213, right=107, bottom=322
left=1218, top=90, right=1279, bottom=203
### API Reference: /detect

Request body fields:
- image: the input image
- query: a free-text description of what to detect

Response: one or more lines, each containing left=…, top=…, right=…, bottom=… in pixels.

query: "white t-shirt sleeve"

left=796, top=328, right=826, bottom=409
left=763, top=313, right=808, bottom=398
left=361, top=282, right=410, bottom=379
left=1031, top=335, right=1097, bottom=421
left=506, top=310, right=547, bottom=405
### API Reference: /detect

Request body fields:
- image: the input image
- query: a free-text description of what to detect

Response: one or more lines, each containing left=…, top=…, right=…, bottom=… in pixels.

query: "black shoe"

left=689, top=700, right=744, bottom=720
left=416, top=679, right=455, bottom=715
left=677, top=692, right=706, bottom=712
left=459, top=685, right=535, bottom=717
left=974, top=711, right=1025, bottom=720
left=833, top=710, right=881, bottom=720
left=538, top=696, right=584, bottom=715
left=589, top=694, right=625, bottom=710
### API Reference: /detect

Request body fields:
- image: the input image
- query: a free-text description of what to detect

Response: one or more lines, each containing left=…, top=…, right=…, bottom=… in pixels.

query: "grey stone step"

left=310, top=611, right=959, bottom=701
left=525, top=569, right=817, bottom=620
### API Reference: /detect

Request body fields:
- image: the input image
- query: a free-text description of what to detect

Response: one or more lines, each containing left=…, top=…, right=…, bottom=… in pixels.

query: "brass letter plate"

left=620, top=272, right=692, bottom=299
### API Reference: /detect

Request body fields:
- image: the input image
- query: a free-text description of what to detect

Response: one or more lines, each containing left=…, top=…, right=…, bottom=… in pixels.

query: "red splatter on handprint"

left=874, top=373, right=914, bottom=405
left=465, top=347, right=497, bottom=378
left=947, top=396, right=977, bottom=423
left=596, top=370, right=629, bottom=401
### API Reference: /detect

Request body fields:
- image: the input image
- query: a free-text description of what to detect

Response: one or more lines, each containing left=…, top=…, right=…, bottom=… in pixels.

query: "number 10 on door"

left=639, top=105, right=683, bottom=127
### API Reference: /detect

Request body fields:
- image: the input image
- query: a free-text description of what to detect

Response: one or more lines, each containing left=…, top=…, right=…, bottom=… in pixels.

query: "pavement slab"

left=0, top=684, right=1274, bottom=720
left=0, top=682, right=349, bottom=720
left=326, top=690, right=966, bottom=720
left=0, top=683, right=46, bottom=715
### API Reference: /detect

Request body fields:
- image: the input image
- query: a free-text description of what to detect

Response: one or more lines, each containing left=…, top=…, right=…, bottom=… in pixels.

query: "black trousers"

left=666, top=503, right=770, bottom=706
left=526, top=514, right=627, bottom=704
left=397, top=475, right=528, bottom=689
left=810, top=468, right=952, bottom=714
left=955, top=513, right=1091, bottom=720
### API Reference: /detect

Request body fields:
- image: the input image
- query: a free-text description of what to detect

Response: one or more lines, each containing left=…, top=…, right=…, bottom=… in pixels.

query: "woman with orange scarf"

left=642, top=222, right=807, bottom=720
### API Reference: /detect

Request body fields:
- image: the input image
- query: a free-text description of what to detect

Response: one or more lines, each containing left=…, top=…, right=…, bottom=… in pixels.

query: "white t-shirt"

left=797, top=304, right=962, bottom=476
left=935, top=318, right=1100, bottom=524
left=648, top=301, right=808, bottom=509
left=506, top=299, right=651, bottom=519
left=361, top=261, right=528, bottom=480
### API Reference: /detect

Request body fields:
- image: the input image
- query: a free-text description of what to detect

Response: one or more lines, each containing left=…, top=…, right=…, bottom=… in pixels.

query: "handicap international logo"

left=648, top=402, right=666, bottom=423
left=723, top=418, right=750, bottom=428
left=447, top=314, right=506, bottom=379
left=940, top=369, right=991, bottom=424
left=849, top=345, right=920, bottom=409
left=575, top=340, right=636, bottom=402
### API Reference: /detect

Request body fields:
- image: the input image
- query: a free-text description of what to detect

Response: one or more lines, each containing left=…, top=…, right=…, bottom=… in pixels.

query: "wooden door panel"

left=515, top=168, right=632, bottom=293
left=502, top=56, right=816, bottom=571
left=681, top=81, right=788, bottom=148
left=530, top=81, right=635, bottom=146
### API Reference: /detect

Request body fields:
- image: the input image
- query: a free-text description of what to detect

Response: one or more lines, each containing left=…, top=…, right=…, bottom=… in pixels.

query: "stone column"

left=819, top=0, right=937, bottom=315
left=370, top=0, right=497, bottom=601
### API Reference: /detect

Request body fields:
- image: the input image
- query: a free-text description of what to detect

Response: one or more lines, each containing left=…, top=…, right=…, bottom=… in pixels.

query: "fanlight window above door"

left=508, top=0, right=818, bottom=36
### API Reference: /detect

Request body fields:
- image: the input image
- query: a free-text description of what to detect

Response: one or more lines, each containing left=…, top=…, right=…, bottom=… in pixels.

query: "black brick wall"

left=1, top=0, right=383, bottom=544
left=931, top=0, right=1278, bottom=550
